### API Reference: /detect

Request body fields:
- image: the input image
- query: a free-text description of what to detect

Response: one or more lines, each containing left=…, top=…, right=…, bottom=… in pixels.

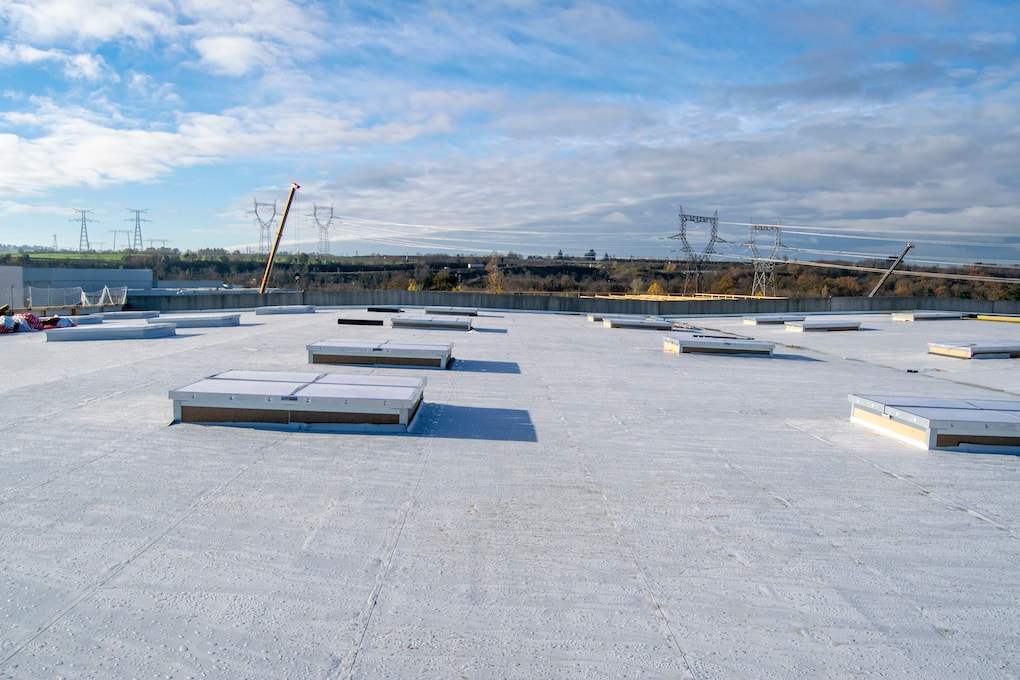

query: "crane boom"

left=868, top=242, right=914, bottom=297
left=258, top=182, right=300, bottom=295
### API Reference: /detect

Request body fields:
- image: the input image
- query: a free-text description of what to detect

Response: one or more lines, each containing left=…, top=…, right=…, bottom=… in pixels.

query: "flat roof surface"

left=2, top=309, right=1019, bottom=678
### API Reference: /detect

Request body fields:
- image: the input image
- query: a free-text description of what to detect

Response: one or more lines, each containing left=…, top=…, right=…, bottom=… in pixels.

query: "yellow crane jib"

left=258, top=182, right=300, bottom=295
left=868, top=242, right=915, bottom=298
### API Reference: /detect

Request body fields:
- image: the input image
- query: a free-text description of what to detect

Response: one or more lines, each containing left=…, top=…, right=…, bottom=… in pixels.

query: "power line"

left=217, top=200, right=1020, bottom=273
left=902, top=256, right=1020, bottom=271
left=782, top=244, right=1020, bottom=272
left=721, top=221, right=1020, bottom=251
left=773, top=258, right=1020, bottom=284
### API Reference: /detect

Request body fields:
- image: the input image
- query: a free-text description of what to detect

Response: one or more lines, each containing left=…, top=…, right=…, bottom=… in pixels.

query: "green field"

left=26, top=252, right=130, bottom=262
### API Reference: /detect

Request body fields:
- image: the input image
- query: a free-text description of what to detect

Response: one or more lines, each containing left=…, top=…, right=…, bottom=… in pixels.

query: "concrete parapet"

left=128, top=290, right=1020, bottom=317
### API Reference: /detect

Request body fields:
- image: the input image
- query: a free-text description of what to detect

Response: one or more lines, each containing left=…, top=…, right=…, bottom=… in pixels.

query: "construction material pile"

left=0, top=310, right=76, bottom=334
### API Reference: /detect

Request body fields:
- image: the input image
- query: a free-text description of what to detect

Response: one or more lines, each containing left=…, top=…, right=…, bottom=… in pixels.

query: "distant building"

left=0, top=266, right=23, bottom=309
left=22, top=266, right=154, bottom=291
left=0, top=265, right=154, bottom=309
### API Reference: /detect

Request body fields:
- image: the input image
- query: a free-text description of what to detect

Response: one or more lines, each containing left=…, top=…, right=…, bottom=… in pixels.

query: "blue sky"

left=1, top=1, right=1018, bottom=267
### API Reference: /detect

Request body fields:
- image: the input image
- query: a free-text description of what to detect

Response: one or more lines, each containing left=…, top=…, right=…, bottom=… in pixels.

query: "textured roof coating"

left=2, top=309, right=1019, bottom=678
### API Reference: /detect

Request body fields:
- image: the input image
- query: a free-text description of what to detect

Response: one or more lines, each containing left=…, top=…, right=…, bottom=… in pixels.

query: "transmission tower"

left=310, top=203, right=336, bottom=257
left=126, top=209, right=151, bottom=250
left=108, top=229, right=133, bottom=251
left=249, top=200, right=277, bottom=255
left=748, top=223, right=784, bottom=297
left=72, top=209, right=97, bottom=251
left=667, top=206, right=721, bottom=294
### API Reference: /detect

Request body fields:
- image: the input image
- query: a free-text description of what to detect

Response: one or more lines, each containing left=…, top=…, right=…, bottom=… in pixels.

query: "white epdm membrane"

left=2, top=308, right=1019, bottom=678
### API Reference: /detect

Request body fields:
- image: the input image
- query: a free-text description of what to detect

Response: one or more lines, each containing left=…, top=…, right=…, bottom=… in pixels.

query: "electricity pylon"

left=126, top=209, right=151, bottom=250
left=667, top=207, right=722, bottom=294
left=310, top=203, right=336, bottom=257
left=72, top=209, right=97, bottom=251
left=748, top=223, right=783, bottom=297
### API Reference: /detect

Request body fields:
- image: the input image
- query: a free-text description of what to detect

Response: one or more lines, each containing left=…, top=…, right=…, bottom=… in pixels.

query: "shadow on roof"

left=170, top=405, right=536, bottom=442
left=416, top=404, right=537, bottom=442
left=469, top=327, right=509, bottom=334
left=767, top=352, right=826, bottom=362
left=664, top=348, right=824, bottom=362
left=450, top=359, right=522, bottom=374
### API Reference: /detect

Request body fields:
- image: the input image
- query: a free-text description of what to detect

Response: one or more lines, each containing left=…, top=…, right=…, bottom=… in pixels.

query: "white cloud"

left=0, top=121, right=185, bottom=194
left=533, top=1, right=653, bottom=48
left=0, top=43, right=62, bottom=66
left=0, top=82, right=475, bottom=197
left=177, top=0, right=330, bottom=76
left=64, top=53, right=114, bottom=81
left=2, top=0, right=328, bottom=79
left=0, top=1, right=1017, bottom=261
left=0, top=43, right=116, bottom=82
left=1, top=0, right=175, bottom=44
left=126, top=72, right=179, bottom=104
left=192, top=35, right=266, bottom=76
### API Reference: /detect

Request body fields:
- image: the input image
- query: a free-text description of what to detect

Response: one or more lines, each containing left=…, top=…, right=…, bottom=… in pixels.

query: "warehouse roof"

left=1, top=307, right=1018, bottom=678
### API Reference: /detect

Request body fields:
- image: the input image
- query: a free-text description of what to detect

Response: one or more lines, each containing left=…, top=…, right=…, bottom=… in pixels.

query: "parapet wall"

left=126, top=288, right=1020, bottom=317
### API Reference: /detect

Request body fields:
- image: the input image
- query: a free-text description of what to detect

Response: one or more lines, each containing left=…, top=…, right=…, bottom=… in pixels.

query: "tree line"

left=4, top=249, right=1019, bottom=300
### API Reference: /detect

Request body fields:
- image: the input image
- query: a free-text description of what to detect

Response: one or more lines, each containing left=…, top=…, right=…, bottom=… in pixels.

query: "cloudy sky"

left=1, top=0, right=1018, bottom=266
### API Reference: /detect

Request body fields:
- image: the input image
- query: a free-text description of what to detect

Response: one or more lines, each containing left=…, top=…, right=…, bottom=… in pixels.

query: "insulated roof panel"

left=603, top=318, right=673, bottom=330
left=44, top=322, right=176, bottom=341
left=315, top=374, right=426, bottom=388
left=785, top=319, right=861, bottom=331
left=150, top=313, right=241, bottom=327
left=849, top=393, right=1020, bottom=452
left=928, top=340, right=1020, bottom=358
left=169, top=370, right=425, bottom=428
left=425, top=306, right=479, bottom=316
left=295, top=382, right=422, bottom=403
left=891, top=311, right=963, bottom=321
left=307, top=339, right=383, bottom=352
left=308, top=339, right=452, bottom=367
left=663, top=335, right=775, bottom=355
left=743, top=314, right=805, bottom=324
left=66, top=314, right=103, bottom=325
left=100, top=310, right=160, bottom=319
left=255, top=305, right=316, bottom=315
left=964, top=399, right=1020, bottom=412
left=211, top=370, right=322, bottom=383
left=170, top=378, right=305, bottom=398
left=391, top=315, right=472, bottom=329
left=851, top=395, right=977, bottom=411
